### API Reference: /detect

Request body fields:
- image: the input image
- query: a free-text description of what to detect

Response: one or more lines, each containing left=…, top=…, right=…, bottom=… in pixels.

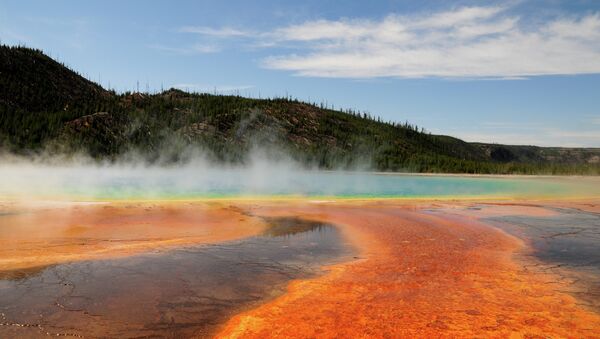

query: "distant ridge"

left=1, top=45, right=598, bottom=174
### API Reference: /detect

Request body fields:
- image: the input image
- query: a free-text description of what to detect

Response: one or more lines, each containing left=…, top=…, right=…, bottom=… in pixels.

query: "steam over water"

left=1, top=160, right=596, bottom=200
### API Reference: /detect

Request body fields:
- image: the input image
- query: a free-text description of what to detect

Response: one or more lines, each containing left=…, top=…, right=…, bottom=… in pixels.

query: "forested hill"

left=1, top=45, right=599, bottom=174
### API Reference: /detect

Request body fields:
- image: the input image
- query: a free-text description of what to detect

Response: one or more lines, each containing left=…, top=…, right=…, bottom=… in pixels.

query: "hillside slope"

left=0, top=45, right=115, bottom=148
left=1, top=45, right=599, bottom=174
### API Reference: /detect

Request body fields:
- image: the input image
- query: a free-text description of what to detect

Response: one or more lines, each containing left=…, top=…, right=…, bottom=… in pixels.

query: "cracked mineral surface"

left=484, top=206, right=600, bottom=312
left=0, top=216, right=353, bottom=338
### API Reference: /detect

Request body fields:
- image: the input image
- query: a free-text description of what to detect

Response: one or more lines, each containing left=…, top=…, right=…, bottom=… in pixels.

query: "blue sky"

left=1, top=0, right=600, bottom=147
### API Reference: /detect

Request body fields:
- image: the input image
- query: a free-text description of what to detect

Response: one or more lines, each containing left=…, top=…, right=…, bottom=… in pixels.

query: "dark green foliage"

left=0, top=45, right=119, bottom=151
left=1, top=45, right=599, bottom=175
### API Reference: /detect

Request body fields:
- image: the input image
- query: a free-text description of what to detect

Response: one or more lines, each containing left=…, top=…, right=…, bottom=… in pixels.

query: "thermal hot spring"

left=1, top=163, right=599, bottom=337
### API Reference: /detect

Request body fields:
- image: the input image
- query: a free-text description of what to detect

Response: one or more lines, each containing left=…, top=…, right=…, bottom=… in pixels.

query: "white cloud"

left=258, top=6, right=600, bottom=78
left=179, top=26, right=252, bottom=37
left=411, top=5, right=506, bottom=29
left=174, top=6, right=600, bottom=79
left=149, top=43, right=220, bottom=55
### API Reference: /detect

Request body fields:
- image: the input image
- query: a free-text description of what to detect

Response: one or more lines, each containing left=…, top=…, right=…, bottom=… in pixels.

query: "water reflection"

left=0, top=218, right=353, bottom=338
left=261, top=217, right=329, bottom=237
left=486, top=208, right=600, bottom=311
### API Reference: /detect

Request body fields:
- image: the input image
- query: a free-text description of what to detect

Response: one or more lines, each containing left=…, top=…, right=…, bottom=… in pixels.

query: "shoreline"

left=324, top=169, right=600, bottom=179
left=2, top=193, right=600, bottom=204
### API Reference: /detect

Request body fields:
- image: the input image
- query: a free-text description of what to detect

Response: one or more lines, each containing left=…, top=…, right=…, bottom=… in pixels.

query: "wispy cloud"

left=479, top=121, right=545, bottom=129
left=589, top=116, right=600, bottom=125
left=442, top=126, right=600, bottom=147
left=23, top=16, right=89, bottom=27
left=149, top=43, right=220, bottom=55
left=179, top=26, right=252, bottom=37
left=2, top=15, right=91, bottom=50
left=0, top=29, right=32, bottom=45
left=172, top=83, right=254, bottom=93
left=183, top=5, right=600, bottom=79
left=263, top=7, right=600, bottom=78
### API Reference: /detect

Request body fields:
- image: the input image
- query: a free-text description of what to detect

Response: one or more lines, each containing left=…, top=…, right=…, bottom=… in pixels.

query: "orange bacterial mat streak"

left=216, top=203, right=600, bottom=338
left=0, top=201, right=265, bottom=274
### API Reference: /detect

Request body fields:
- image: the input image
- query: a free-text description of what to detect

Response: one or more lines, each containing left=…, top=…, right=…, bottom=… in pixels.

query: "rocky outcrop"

left=61, top=112, right=128, bottom=156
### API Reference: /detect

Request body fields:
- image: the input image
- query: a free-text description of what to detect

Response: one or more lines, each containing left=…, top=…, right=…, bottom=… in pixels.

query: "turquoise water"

left=86, top=173, right=562, bottom=199
left=0, top=163, right=596, bottom=200
left=1, top=165, right=589, bottom=200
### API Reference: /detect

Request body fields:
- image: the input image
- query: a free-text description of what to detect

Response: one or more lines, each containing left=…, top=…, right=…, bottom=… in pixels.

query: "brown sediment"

left=0, top=201, right=266, bottom=275
left=216, top=201, right=600, bottom=338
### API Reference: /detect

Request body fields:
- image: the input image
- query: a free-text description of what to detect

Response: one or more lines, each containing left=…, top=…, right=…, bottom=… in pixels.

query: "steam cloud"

left=0, top=150, right=377, bottom=200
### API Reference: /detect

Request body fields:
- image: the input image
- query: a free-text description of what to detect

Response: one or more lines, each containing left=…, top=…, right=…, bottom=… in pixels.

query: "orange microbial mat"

left=1, top=199, right=599, bottom=337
